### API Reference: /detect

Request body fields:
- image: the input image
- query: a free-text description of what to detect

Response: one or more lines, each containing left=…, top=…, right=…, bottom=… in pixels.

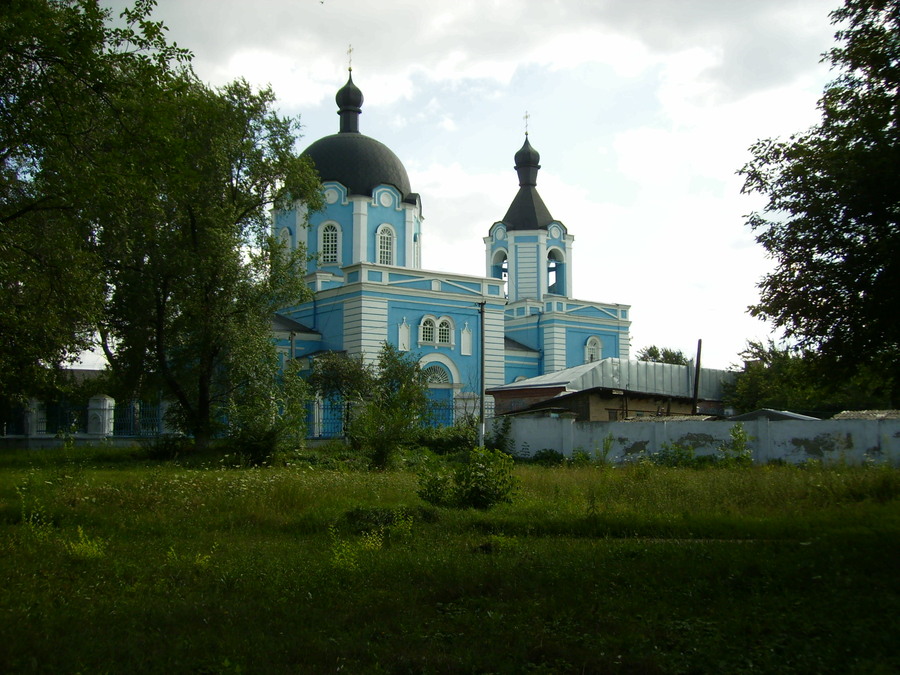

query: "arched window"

left=585, top=336, right=602, bottom=363
left=423, top=364, right=451, bottom=384
left=420, top=318, right=435, bottom=343
left=320, top=223, right=339, bottom=264
left=377, top=225, right=395, bottom=265
left=419, top=315, right=454, bottom=347
left=279, top=227, right=292, bottom=249
left=548, top=248, right=566, bottom=295
left=491, top=249, right=509, bottom=298
left=438, top=319, right=452, bottom=345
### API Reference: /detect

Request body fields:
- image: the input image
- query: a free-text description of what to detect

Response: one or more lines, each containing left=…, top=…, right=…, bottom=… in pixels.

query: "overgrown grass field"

left=1, top=445, right=898, bottom=673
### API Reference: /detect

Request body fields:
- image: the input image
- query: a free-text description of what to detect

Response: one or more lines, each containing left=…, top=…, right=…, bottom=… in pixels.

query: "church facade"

left=274, top=72, right=631, bottom=420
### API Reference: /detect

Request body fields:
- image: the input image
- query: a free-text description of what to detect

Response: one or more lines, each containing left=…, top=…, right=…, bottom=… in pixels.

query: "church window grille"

left=585, top=336, right=602, bottom=363
left=423, top=365, right=450, bottom=384
left=421, top=318, right=435, bottom=343
left=321, top=224, right=338, bottom=263
left=438, top=319, right=451, bottom=345
left=378, top=226, right=394, bottom=265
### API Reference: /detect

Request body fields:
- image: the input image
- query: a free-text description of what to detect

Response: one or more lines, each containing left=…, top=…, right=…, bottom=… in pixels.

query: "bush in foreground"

left=417, top=446, right=518, bottom=509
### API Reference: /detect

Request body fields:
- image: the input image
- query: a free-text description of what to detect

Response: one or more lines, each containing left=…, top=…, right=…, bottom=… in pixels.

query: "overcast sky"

left=104, top=0, right=841, bottom=369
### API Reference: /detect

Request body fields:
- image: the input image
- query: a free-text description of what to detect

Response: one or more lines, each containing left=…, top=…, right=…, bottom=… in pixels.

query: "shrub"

left=416, top=459, right=456, bottom=508
left=454, top=447, right=518, bottom=509
left=417, top=446, right=518, bottom=510
left=642, top=442, right=719, bottom=468
left=718, top=423, right=753, bottom=467
left=570, top=449, right=592, bottom=466
left=485, top=416, right=513, bottom=454
left=414, top=422, right=477, bottom=455
left=531, top=448, right=566, bottom=466
left=647, top=441, right=697, bottom=467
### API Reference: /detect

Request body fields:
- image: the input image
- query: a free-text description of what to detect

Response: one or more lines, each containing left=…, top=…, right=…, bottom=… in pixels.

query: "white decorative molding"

left=398, top=317, right=410, bottom=352
left=418, top=352, right=462, bottom=385
left=461, top=323, right=472, bottom=356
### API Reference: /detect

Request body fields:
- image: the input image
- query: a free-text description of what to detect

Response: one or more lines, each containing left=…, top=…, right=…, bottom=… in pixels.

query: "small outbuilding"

left=488, top=357, right=733, bottom=421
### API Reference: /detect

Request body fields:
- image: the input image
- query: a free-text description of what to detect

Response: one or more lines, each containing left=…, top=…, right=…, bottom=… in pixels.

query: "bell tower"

left=485, top=135, right=573, bottom=301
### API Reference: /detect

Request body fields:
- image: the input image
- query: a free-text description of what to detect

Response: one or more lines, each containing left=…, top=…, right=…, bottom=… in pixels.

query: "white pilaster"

left=352, top=198, right=368, bottom=263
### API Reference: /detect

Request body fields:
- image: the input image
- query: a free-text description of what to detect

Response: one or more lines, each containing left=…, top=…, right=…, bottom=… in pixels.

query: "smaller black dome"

left=513, top=136, right=541, bottom=188
left=336, top=73, right=363, bottom=112
left=514, top=137, right=540, bottom=169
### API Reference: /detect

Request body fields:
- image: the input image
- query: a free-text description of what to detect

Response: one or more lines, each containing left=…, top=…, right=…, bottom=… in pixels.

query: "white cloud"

left=99, top=0, right=840, bottom=369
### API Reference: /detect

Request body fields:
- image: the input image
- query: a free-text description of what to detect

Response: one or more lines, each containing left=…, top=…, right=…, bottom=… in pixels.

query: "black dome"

left=335, top=75, right=363, bottom=111
left=514, top=137, right=540, bottom=169
left=301, top=72, right=413, bottom=201
left=303, top=133, right=412, bottom=200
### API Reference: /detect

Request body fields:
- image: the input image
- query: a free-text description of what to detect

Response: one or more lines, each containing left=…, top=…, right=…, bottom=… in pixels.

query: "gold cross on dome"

left=347, top=44, right=353, bottom=71
left=524, top=110, right=530, bottom=136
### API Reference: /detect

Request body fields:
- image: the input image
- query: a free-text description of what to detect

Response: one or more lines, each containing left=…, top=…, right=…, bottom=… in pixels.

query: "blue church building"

left=274, top=72, right=631, bottom=423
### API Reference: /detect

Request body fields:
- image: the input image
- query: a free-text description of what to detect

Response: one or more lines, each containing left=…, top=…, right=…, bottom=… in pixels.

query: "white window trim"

left=418, top=314, right=455, bottom=348
left=376, top=224, right=396, bottom=266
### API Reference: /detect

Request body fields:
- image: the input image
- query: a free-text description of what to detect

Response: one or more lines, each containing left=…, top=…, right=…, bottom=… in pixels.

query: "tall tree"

left=0, top=0, right=189, bottom=399
left=2, top=1, right=323, bottom=451
left=739, top=0, right=900, bottom=404
left=96, top=78, right=322, bottom=450
left=636, top=345, right=689, bottom=366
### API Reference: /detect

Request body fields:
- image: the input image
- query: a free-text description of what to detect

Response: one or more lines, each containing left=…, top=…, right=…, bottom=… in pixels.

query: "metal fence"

left=113, top=401, right=165, bottom=437
left=37, top=402, right=88, bottom=436
left=304, top=398, right=494, bottom=439
left=3, top=397, right=494, bottom=441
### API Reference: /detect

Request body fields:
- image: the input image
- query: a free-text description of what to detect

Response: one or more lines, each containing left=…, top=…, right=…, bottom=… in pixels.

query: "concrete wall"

left=503, top=415, right=900, bottom=465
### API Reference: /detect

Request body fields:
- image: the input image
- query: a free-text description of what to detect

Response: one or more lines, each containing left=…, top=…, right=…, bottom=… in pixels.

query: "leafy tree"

left=310, top=343, right=431, bottom=469
left=636, top=345, right=689, bottom=366
left=723, top=340, right=891, bottom=416
left=96, top=77, right=322, bottom=450
left=0, top=0, right=189, bottom=399
left=739, top=0, right=900, bottom=404
left=1, top=1, right=323, bottom=451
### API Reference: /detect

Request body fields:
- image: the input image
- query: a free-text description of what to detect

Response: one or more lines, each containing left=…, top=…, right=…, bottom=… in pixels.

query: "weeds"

left=0, top=445, right=897, bottom=674
left=65, top=526, right=107, bottom=559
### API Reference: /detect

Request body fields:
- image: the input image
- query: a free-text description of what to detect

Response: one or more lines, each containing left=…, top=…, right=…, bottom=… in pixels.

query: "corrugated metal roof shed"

left=488, top=357, right=732, bottom=401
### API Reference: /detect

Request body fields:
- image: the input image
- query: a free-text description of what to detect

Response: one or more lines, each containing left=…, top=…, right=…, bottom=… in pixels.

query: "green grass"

left=1, top=445, right=898, bottom=673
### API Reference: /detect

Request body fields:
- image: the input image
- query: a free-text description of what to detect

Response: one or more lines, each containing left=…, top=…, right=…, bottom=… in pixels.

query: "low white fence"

left=504, top=415, right=900, bottom=465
